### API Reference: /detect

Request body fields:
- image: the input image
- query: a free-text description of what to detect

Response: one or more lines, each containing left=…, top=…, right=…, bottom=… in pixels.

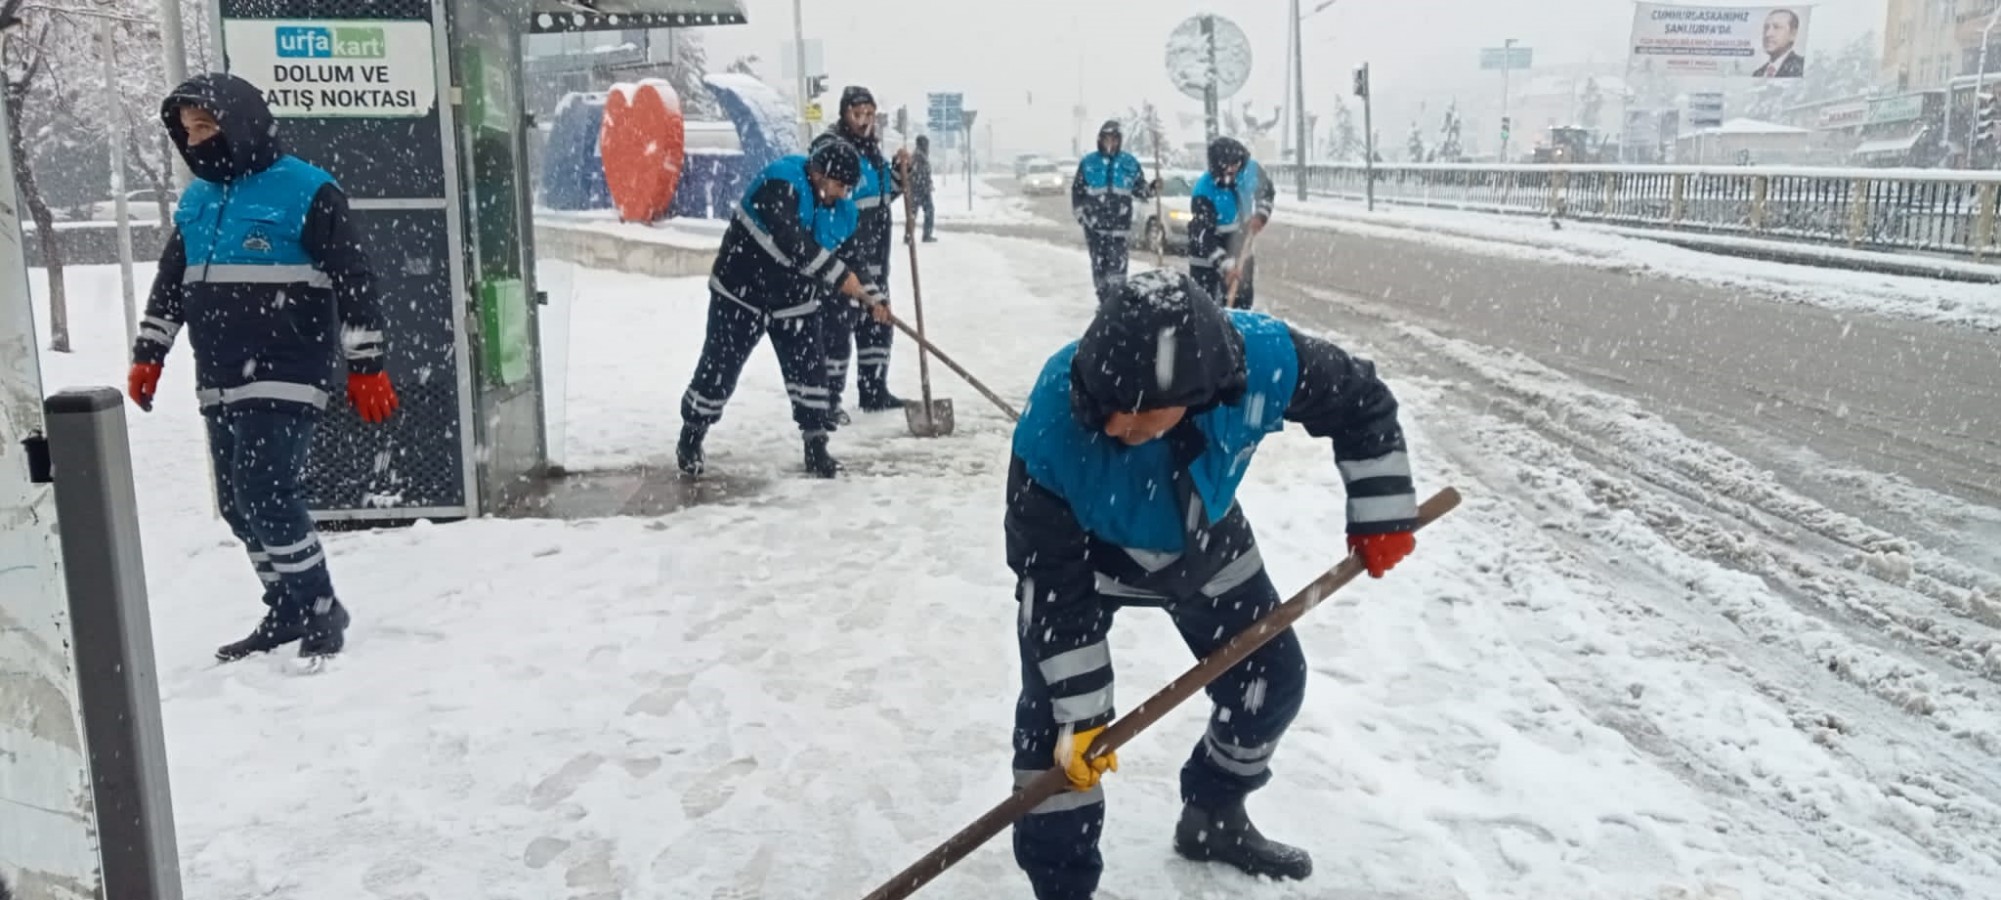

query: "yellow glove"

left=1058, top=725, right=1118, bottom=792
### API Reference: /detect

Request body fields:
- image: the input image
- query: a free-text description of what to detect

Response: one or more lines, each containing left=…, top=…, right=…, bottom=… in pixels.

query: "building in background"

left=1885, top=0, right=2001, bottom=90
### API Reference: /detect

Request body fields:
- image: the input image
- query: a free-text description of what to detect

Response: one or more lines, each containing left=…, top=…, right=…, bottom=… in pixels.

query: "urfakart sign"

left=222, top=19, right=437, bottom=117
left=1630, top=3, right=1813, bottom=79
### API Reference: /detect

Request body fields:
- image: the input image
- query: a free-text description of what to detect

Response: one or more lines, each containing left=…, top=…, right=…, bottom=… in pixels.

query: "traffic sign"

left=927, top=92, right=964, bottom=132
left=1479, top=46, right=1533, bottom=70
left=1166, top=14, right=1252, bottom=102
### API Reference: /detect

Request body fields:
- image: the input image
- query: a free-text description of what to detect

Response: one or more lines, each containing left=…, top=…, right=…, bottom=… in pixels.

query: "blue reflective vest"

left=1079, top=151, right=1146, bottom=194
left=1192, top=160, right=1264, bottom=231
left=739, top=155, right=858, bottom=251
left=1012, top=310, right=1301, bottom=553
left=176, top=156, right=332, bottom=274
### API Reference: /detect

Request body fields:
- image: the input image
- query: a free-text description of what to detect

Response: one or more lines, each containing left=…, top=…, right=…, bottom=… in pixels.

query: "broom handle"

left=858, top=487, right=1464, bottom=900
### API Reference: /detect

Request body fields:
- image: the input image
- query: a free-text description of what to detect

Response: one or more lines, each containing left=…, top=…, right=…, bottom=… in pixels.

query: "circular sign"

left=1166, top=14, right=1252, bottom=102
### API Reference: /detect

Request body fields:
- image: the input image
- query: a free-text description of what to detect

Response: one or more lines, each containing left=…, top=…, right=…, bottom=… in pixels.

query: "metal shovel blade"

left=904, top=398, right=956, bottom=437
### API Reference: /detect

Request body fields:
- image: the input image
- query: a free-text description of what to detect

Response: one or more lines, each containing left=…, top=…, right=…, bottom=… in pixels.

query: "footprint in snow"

left=531, top=752, right=607, bottom=811
left=681, top=757, right=759, bottom=819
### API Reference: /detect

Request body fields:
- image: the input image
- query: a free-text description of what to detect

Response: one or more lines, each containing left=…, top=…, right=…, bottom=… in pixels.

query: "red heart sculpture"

left=599, top=79, right=687, bottom=223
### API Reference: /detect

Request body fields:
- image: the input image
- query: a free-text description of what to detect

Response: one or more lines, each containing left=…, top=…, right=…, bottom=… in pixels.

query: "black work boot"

left=676, top=424, right=707, bottom=478
left=803, top=433, right=842, bottom=479
left=298, top=599, right=351, bottom=659
left=1172, top=798, right=1313, bottom=881
left=216, top=607, right=307, bottom=662
left=859, top=390, right=906, bottom=413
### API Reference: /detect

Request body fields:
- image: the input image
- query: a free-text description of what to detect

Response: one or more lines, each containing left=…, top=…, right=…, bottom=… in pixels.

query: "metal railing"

left=1267, top=163, right=2001, bottom=261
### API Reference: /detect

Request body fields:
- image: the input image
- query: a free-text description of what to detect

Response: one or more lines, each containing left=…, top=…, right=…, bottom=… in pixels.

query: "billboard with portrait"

left=1631, top=4, right=1812, bottom=78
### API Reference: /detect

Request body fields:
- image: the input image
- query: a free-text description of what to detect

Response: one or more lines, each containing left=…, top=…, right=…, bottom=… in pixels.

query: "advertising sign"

left=1817, top=101, right=1868, bottom=129
left=1630, top=4, right=1813, bottom=78
left=1865, top=93, right=1926, bottom=126
left=221, top=19, right=438, bottom=117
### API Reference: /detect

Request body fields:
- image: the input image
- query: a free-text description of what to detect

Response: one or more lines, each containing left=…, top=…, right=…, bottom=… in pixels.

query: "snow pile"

left=25, top=240, right=2001, bottom=899
left=1283, top=201, right=2001, bottom=332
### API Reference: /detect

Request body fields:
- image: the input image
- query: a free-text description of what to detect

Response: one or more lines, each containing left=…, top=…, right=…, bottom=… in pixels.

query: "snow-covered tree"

left=1405, top=121, right=1426, bottom=162
left=5, top=0, right=92, bottom=351
left=1332, top=101, right=1360, bottom=161
left=661, top=29, right=721, bottom=120
left=1436, top=102, right=1463, bottom=161
left=1579, top=77, right=1605, bottom=131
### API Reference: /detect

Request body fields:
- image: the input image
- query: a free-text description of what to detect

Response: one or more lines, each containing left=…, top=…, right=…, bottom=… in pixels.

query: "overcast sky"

left=698, top=0, right=1888, bottom=156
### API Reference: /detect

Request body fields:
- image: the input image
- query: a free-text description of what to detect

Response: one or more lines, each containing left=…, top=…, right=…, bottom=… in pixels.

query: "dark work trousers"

left=1191, top=256, right=1258, bottom=310
left=1083, top=228, right=1131, bottom=303
left=204, top=405, right=337, bottom=621
left=823, top=281, right=897, bottom=413
left=681, top=291, right=831, bottom=435
left=1010, top=566, right=1307, bottom=900
left=919, top=196, right=936, bottom=240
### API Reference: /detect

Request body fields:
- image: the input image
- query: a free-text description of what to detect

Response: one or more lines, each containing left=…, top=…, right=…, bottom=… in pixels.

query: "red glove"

left=127, top=362, right=162, bottom=412
left=1348, top=531, right=1416, bottom=579
left=347, top=372, right=399, bottom=424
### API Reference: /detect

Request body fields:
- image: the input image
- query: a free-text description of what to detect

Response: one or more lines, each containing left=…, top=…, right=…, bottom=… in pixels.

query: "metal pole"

left=45, top=387, right=184, bottom=900
left=1500, top=37, right=1516, bottom=162
left=964, top=121, right=973, bottom=211
left=1292, top=0, right=1308, bottom=200
left=1203, top=14, right=1220, bottom=143
left=1975, top=7, right=2001, bottom=167
left=103, top=20, right=138, bottom=350
left=791, top=0, right=809, bottom=146
left=159, top=0, right=189, bottom=187
left=1362, top=63, right=1375, bottom=211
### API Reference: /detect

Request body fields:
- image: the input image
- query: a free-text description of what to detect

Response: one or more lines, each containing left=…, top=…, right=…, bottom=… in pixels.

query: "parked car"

left=1018, top=159, right=1067, bottom=196
left=92, top=188, right=178, bottom=222
left=1126, top=169, right=1201, bottom=253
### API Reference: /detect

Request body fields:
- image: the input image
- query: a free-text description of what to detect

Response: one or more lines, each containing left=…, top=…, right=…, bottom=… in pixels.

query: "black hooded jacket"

left=808, top=96, right=900, bottom=289
left=134, top=73, right=385, bottom=412
left=1004, top=272, right=1416, bottom=729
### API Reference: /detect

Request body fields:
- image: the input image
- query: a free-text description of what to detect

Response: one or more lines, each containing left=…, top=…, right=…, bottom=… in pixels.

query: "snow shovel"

left=896, top=154, right=955, bottom=438
left=857, top=486, right=1464, bottom=900
left=869, top=309, right=1019, bottom=423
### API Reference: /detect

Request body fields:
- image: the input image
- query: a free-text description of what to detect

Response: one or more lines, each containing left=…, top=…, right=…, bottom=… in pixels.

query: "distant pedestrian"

left=127, top=73, right=397, bottom=663
left=912, top=135, right=936, bottom=242
left=1189, top=136, right=1275, bottom=310
left=1070, top=120, right=1158, bottom=301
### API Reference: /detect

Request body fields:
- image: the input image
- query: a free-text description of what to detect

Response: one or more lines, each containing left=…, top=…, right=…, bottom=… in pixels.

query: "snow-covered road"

left=29, top=231, right=2001, bottom=900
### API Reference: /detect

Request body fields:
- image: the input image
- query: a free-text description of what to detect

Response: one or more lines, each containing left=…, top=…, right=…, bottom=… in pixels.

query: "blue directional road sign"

left=927, top=92, right=964, bottom=132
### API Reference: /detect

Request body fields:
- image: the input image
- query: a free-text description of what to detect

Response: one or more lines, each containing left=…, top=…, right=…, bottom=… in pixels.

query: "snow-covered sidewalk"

left=28, top=234, right=2001, bottom=899
left=1281, top=198, right=2001, bottom=333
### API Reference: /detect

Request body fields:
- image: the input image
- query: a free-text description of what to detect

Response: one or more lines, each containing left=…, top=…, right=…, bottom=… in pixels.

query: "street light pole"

left=1292, top=0, right=1308, bottom=200
left=159, top=0, right=189, bottom=188
left=1500, top=37, right=1517, bottom=162
left=791, top=0, right=810, bottom=146
left=100, top=19, right=137, bottom=350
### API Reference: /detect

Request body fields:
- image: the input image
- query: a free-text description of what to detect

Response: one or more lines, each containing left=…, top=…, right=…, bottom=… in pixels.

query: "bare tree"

left=4, top=10, right=70, bottom=351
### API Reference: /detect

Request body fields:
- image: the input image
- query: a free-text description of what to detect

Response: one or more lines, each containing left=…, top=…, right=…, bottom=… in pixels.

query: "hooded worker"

left=810, top=85, right=910, bottom=422
left=1069, top=119, right=1158, bottom=302
left=1188, top=136, right=1275, bottom=310
left=126, top=72, right=398, bottom=663
left=678, top=138, right=887, bottom=479
left=1003, top=269, right=1420, bottom=899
